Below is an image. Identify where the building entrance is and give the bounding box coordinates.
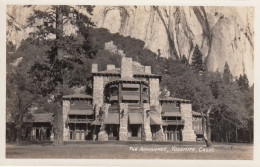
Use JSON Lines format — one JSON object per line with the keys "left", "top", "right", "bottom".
{"left": 129, "top": 124, "right": 142, "bottom": 140}
{"left": 164, "top": 125, "right": 182, "bottom": 142}
{"left": 106, "top": 124, "right": 119, "bottom": 140}
{"left": 68, "top": 123, "right": 87, "bottom": 140}
{"left": 131, "top": 125, "right": 139, "bottom": 137}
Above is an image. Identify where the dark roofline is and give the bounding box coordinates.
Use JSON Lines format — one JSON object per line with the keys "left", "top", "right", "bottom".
{"left": 63, "top": 94, "right": 93, "bottom": 100}
{"left": 92, "top": 72, "right": 120, "bottom": 76}
{"left": 159, "top": 97, "right": 192, "bottom": 103}
{"left": 107, "top": 79, "right": 149, "bottom": 86}
{"left": 92, "top": 72, "right": 162, "bottom": 79}
{"left": 133, "top": 74, "right": 162, "bottom": 78}
{"left": 192, "top": 111, "right": 204, "bottom": 117}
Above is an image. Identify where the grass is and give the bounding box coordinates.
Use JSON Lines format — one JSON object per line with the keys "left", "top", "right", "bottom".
{"left": 6, "top": 141, "right": 253, "bottom": 159}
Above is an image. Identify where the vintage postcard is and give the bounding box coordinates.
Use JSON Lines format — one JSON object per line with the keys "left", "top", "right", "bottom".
{"left": 0, "top": 0, "right": 259, "bottom": 166}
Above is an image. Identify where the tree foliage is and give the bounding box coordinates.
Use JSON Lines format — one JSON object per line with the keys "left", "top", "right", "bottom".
{"left": 7, "top": 6, "right": 253, "bottom": 145}
{"left": 191, "top": 44, "right": 204, "bottom": 71}
{"left": 25, "top": 5, "right": 96, "bottom": 145}
{"left": 223, "top": 62, "right": 232, "bottom": 83}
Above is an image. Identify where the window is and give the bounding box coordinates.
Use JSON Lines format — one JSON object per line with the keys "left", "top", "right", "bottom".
{"left": 87, "top": 115, "right": 94, "bottom": 120}
{"left": 122, "top": 100, "right": 139, "bottom": 103}
{"left": 122, "top": 87, "right": 139, "bottom": 91}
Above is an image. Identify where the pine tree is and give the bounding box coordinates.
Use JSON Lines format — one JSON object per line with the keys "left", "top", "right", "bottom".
{"left": 191, "top": 44, "right": 204, "bottom": 71}
{"left": 180, "top": 55, "right": 189, "bottom": 65}
{"left": 27, "top": 5, "right": 96, "bottom": 145}
{"left": 237, "top": 74, "right": 249, "bottom": 91}
{"left": 223, "top": 62, "right": 232, "bottom": 83}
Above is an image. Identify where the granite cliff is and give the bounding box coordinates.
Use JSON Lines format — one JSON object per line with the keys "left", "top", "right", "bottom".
{"left": 7, "top": 5, "right": 254, "bottom": 84}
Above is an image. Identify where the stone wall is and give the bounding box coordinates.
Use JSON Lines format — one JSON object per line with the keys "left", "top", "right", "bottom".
{"left": 93, "top": 76, "right": 104, "bottom": 115}
{"left": 155, "top": 128, "right": 164, "bottom": 141}
{"left": 121, "top": 57, "right": 133, "bottom": 78}
{"left": 102, "top": 103, "right": 110, "bottom": 117}
{"left": 98, "top": 130, "right": 108, "bottom": 141}
{"left": 119, "top": 103, "right": 129, "bottom": 141}
{"left": 103, "top": 76, "right": 110, "bottom": 88}
{"left": 92, "top": 64, "right": 98, "bottom": 73}
{"left": 180, "top": 103, "right": 196, "bottom": 141}
{"left": 107, "top": 64, "right": 115, "bottom": 70}
{"left": 94, "top": 104, "right": 102, "bottom": 119}
{"left": 149, "top": 78, "right": 160, "bottom": 106}
{"left": 63, "top": 100, "right": 70, "bottom": 141}
{"left": 154, "top": 105, "right": 164, "bottom": 141}
{"left": 144, "top": 66, "right": 151, "bottom": 74}
{"left": 143, "top": 103, "right": 152, "bottom": 141}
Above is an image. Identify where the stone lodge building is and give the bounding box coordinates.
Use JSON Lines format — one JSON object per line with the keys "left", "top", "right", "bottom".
{"left": 61, "top": 56, "right": 201, "bottom": 142}
{"left": 15, "top": 56, "right": 202, "bottom": 142}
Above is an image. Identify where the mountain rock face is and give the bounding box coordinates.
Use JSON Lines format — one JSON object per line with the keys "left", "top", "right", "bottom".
{"left": 6, "top": 5, "right": 254, "bottom": 84}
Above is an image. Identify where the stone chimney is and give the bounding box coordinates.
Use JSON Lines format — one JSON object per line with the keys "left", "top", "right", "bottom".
{"left": 92, "top": 64, "right": 98, "bottom": 73}
{"left": 107, "top": 64, "right": 115, "bottom": 71}
{"left": 121, "top": 57, "right": 133, "bottom": 78}
{"left": 144, "top": 66, "right": 151, "bottom": 74}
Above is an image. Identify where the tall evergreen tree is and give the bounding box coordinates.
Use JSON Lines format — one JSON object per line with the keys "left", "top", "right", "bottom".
{"left": 223, "top": 62, "right": 232, "bottom": 83}
{"left": 27, "top": 5, "right": 96, "bottom": 145}
{"left": 191, "top": 44, "right": 204, "bottom": 71}
{"left": 237, "top": 74, "right": 249, "bottom": 91}
{"left": 180, "top": 55, "right": 189, "bottom": 65}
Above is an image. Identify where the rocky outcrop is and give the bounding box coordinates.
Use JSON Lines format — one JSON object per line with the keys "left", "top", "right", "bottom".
{"left": 6, "top": 5, "right": 254, "bottom": 84}
{"left": 92, "top": 6, "right": 254, "bottom": 84}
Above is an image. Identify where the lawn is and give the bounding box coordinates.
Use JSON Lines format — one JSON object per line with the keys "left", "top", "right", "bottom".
{"left": 6, "top": 141, "right": 253, "bottom": 159}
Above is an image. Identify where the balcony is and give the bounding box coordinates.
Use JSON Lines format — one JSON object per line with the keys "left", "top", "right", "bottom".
{"left": 121, "top": 91, "right": 140, "bottom": 96}
{"left": 109, "top": 105, "right": 119, "bottom": 113}
{"left": 68, "top": 118, "right": 94, "bottom": 123}
{"left": 70, "top": 104, "right": 93, "bottom": 110}
{"left": 163, "top": 120, "right": 185, "bottom": 125}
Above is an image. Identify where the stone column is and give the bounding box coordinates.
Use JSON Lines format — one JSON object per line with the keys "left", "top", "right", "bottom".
{"left": 149, "top": 78, "right": 160, "bottom": 106}
{"left": 97, "top": 129, "right": 108, "bottom": 141}
{"left": 31, "top": 127, "right": 36, "bottom": 141}
{"left": 154, "top": 105, "right": 164, "bottom": 141}
{"left": 119, "top": 103, "right": 128, "bottom": 141}
{"left": 94, "top": 104, "right": 102, "bottom": 119}
{"left": 98, "top": 103, "right": 110, "bottom": 141}
{"left": 144, "top": 66, "right": 151, "bottom": 74}
{"left": 143, "top": 103, "right": 152, "bottom": 141}
{"left": 93, "top": 76, "right": 104, "bottom": 115}
{"left": 180, "top": 103, "right": 196, "bottom": 141}
{"left": 121, "top": 57, "right": 133, "bottom": 78}
{"left": 50, "top": 131, "right": 54, "bottom": 141}
{"left": 63, "top": 100, "right": 70, "bottom": 141}
{"left": 102, "top": 103, "right": 110, "bottom": 117}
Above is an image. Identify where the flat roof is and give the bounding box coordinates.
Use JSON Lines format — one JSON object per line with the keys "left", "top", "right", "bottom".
{"left": 92, "top": 68, "right": 161, "bottom": 78}
{"left": 160, "top": 97, "right": 191, "bottom": 103}
{"left": 63, "top": 94, "right": 92, "bottom": 100}
{"left": 33, "top": 113, "right": 54, "bottom": 123}
{"left": 107, "top": 77, "right": 149, "bottom": 85}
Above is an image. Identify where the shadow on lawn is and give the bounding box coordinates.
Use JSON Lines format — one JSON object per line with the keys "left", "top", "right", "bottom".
{"left": 6, "top": 140, "right": 252, "bottom": 147}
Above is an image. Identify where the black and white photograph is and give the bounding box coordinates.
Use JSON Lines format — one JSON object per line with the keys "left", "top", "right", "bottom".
{"left": 1, "top": 0, "right": 259, "bottom": 166}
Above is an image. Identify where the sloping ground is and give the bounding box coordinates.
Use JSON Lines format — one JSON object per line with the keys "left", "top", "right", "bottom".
{"left": 6, "top": 141, "right": 253, "bottom": 159}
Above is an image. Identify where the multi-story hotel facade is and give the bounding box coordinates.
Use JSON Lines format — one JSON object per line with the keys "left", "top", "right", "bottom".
{"left": 61, "top": 56, "right": 201, "bottom": 142}
{"left": 19, "top": 56, "right": 203, "bottom": 142}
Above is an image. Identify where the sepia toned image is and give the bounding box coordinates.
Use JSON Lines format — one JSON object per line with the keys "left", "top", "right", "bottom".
{"left": 5, "top": 4, "right": 254, "bottom": 160}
